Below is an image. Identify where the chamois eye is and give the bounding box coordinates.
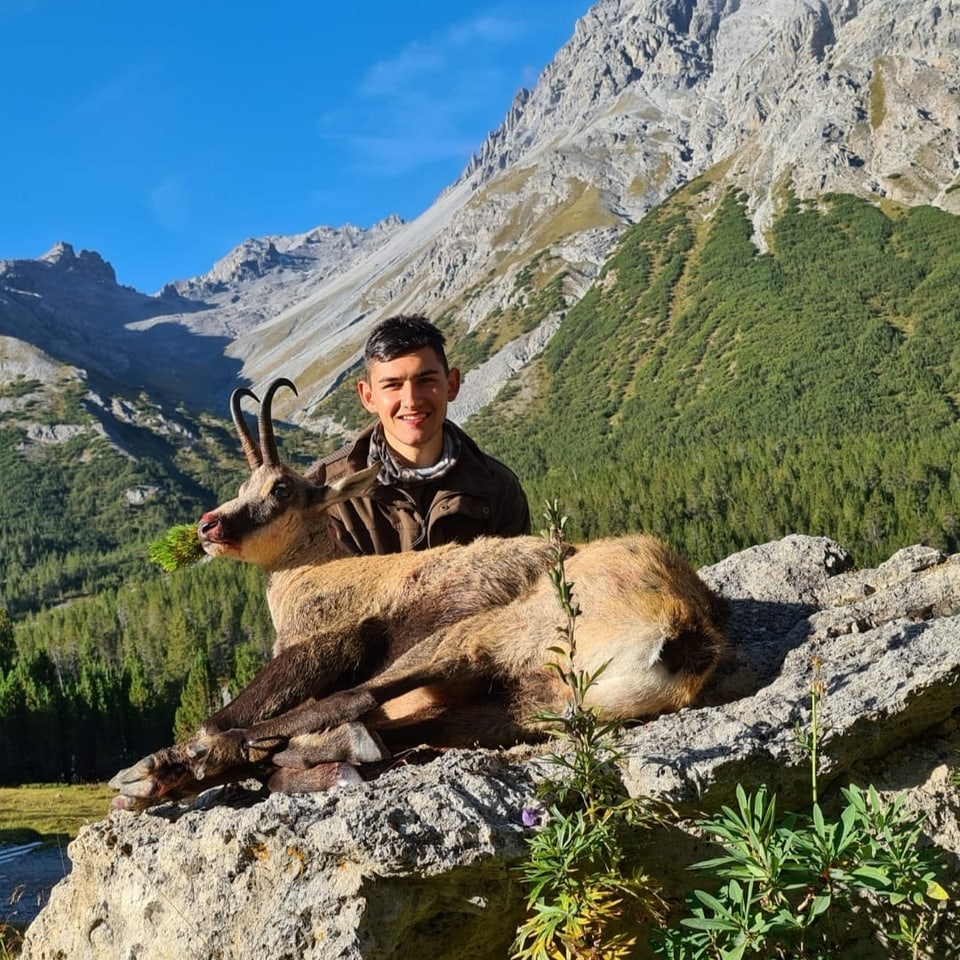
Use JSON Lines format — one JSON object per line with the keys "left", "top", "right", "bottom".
{"left": 272, "top": 481, "right": 291, "bottom": 501}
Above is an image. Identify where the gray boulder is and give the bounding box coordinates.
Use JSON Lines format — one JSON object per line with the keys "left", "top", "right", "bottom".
{"left": 21, "top": 536, "right": 960, "bottom": 959}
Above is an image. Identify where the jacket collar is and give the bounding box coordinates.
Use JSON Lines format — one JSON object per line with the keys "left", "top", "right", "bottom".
{"left": 366, "top": 422, "right": 461, "bottom": 486}
{"left": 347, "top": 420, "right": 495, "bottom": 492}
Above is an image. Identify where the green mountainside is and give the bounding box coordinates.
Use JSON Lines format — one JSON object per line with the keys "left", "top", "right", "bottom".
{"left": 469, "top": 186, "right": 960, "bottom": 569}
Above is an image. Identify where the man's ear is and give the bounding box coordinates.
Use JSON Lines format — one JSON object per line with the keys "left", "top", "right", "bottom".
{"left": 446, "top": 367, "right": 461, "bottom": 402}
{"left": 357, "top": 379, "right": 377, "bottom": 414}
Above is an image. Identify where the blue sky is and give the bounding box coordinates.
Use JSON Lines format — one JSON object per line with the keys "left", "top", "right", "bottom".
{"left": 0, "top": 0, "right": 587, "bottom": 293}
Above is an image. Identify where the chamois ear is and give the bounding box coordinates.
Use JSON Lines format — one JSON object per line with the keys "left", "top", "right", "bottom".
{"left": 311, "top": 464, "right": 380, "bottom": 509}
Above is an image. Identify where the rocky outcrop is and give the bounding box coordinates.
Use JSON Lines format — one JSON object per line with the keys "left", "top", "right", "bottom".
{"left": 21, "top": 535, "right": 960, "bottom": 959}
{"left": 36, "top": 242, "right": 117, "bottom": 285}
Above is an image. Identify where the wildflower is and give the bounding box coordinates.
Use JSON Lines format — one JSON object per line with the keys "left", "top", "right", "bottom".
{"left": 521, "top": 803, "right": 545, "bottom": 828}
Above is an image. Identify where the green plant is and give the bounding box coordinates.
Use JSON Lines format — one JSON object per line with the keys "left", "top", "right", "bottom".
{"left": 512, "top": 501, "right": 665, "bottom": 960}
{"left": 655, "top": 661, "right": 951, "bottom": 959}
{"left": 793, "top": 655, "right": 827, "bottom": 804}
{"left": 0, "top": 922, "right": 23, "bottom": 959}
{"left": 148, "top": 523, "right": 205, "bottom": 571}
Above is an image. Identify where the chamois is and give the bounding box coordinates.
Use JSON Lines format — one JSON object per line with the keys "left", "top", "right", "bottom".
{"left": 110, "top": 378, "right": 726, "bottom": 809}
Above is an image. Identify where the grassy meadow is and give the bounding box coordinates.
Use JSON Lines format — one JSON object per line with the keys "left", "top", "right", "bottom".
{"left": 0, "top": 782, "right": 114, "bottom": 847}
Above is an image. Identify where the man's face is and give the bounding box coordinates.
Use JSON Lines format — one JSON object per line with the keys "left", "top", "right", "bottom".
{"left": 357, "top": 346, "right": 461, "bottom": 467}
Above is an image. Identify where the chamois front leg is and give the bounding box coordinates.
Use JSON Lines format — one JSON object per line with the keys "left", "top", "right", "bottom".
{"left": 110, "top": 624, "right": 381, "bottom": 809}
{"left": 109, "top": 721, "right": 388, "bottom": 810}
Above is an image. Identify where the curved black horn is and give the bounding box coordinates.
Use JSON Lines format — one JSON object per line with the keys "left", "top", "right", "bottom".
{"left": 230, "top": 387, "right": 262, "bottom": 468}
{"left": 258, "top": 378, "right": 298, "bottom": 467}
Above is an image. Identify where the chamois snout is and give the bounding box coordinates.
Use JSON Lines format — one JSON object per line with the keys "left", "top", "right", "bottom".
{"left": 198, "top": 512, "right": 227, "bottom": 544}
{"left": 198, "top": 510, "right": 245, "bottom": 559}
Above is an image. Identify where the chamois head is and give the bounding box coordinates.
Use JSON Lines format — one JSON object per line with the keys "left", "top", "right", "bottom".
{"left": 198, "top": 378, "right": 378, "bottom": 569}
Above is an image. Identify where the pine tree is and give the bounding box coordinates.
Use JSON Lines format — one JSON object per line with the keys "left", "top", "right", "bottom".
{"left": 173, "top": 646, "right": 219, "bottom": 743}
{"left": 124, "top": 647, "right": 153, "bottom": 712}
{"left": 0, "top": 606, "right": 14, "bottom": 674}
{"left": 229, "top": 641, "right": 265, "bottom": 698}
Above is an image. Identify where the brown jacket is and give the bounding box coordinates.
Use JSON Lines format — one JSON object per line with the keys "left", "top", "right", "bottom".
{"left": 313, "top": 422, "right": 530, "bottom": 556}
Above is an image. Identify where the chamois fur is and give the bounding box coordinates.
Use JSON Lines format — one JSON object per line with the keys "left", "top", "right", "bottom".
{"left": 110, "top": 379, "right": 726, "bottom": 809}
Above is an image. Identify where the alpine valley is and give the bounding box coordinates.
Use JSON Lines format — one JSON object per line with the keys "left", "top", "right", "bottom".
{"left": 2, "top": 0, "right": 960, "bottom": 782}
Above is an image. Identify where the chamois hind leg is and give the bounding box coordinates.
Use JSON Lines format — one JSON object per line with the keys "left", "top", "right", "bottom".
{"left": 109, "top": 625, "right": 378, "bottom": 808}
{"left": 266, "top": 724, "right": 389, "bottom": 794}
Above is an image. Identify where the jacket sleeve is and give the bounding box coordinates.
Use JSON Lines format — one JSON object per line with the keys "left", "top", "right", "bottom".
{"left": 494, "top": 472, "right": 531, "bottom": 537}
{"left": 324, "top": 509, "right": 364, "bottom": 558}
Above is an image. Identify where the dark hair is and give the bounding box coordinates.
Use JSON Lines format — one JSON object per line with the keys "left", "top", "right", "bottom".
{"left": 364, "top": 315, "right": 449, "bottom": 372}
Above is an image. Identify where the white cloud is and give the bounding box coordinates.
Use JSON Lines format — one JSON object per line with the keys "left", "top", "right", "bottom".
{"left": 320, "top": 9, "right": 536, "bottom": 178}
{"left": 0, "top": 0, "right": 44, "bottom": 17}
{"left": 148, "top": 175, "right": 189, "bottom": 232}
{"left": 359, "top": 14, "right": 524, "bottom": 96}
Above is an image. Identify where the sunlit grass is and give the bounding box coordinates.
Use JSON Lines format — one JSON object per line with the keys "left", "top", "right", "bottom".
{"left": 0, "top": 783, "right": 114, "bottom": 848}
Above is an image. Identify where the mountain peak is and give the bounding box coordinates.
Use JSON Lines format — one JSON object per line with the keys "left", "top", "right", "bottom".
{"left": 39, "top": 240, "right": 77, "bottom": 263}
{"left": 38, "top": 241, "right": 117, "bottom": 284}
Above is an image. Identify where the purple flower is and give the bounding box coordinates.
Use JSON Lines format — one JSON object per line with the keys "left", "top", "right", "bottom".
{"left": 521, "top": 804, "right": 544, "bottom": 828}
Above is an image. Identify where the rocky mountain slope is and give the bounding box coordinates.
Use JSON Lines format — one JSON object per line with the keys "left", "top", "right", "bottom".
{"left": 0, "top": 218, "right": 403, "bottom": 412}
{"left": 2, "top": 0, "right": 958, "bottom": 430}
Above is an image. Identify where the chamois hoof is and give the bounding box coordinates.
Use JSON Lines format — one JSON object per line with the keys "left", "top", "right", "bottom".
{"left": 109, "top": 791, "right": 137, "bottom": 811}
{"left": 108, "top": 738, "right": 227, "bottom": 807}
{"left": 108, "top": 757, "right": 194, "bottom": 811}
{"left": 266, "top": 761, "right": 364, "bottom": 794}
{"left": 108, "top": 752, "right": 171, "bottom": 797}
{"left": 109, "top": 791, "right": 162, "bottom": 813}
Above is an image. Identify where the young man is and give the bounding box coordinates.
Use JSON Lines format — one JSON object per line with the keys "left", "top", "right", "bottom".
{"left": 313, "top": 314, "right": 531, "bottom": 555}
